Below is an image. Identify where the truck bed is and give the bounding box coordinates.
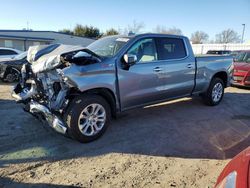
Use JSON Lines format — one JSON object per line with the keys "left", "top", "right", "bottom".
{"left": 193, "top": 54, "right": 233, "bottom": 94}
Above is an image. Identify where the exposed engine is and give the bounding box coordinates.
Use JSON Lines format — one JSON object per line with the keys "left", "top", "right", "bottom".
{"left": 12, "top": 44, "right": 100, "bottom": 134}
{"left": 13, "top": 58, "right": 68, "bottom": 111}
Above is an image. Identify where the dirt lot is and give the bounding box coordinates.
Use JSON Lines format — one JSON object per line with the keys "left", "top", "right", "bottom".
{"left": 0, "top": 84, "right": 250, "bottom": 188}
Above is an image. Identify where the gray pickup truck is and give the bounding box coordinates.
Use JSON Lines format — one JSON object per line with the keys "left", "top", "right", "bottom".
{"left": 12, "top": 33, "right": 233, "bottom": 142}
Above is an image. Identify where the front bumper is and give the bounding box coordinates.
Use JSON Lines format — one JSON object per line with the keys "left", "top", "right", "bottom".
{"left": 29, "top": 101, "right": 67, "bottom": 135}
{"left": 12, "top": 84, "right": 67, "bottom": 135}
{"left": 232, "top": 71, "right": 250, "bottom": 87}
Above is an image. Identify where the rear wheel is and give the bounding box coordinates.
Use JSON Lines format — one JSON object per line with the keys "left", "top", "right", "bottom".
{"left": 202, "top": 77, "right": 225, "bottom": 106}
{"left": 64, "top": 94, "right": 111, "bottom": 143}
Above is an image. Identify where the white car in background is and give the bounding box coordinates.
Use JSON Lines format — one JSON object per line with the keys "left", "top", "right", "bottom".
{"left": 0, "top": 47, "right": 22, "bottom": 59}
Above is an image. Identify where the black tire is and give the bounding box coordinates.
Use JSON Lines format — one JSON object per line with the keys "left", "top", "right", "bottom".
{"left": 3, "top": 68, "right": 20, "bottom": 83}
{"left": 202, "top": 77, "right": 225, "bottom": 106}
{"left": 64, "top": 94, "right": 111, "bottom": 143}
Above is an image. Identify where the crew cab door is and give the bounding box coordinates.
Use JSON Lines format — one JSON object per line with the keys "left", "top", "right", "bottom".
{"left": 117, "top": 38, "right": 169, "bottom": 110}
{"left": 155, "top": 37, "right": 195, "bottom": 98}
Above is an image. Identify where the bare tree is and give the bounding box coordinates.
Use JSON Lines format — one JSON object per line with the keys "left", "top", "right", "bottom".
{"left": 124, "top": 20, "right": 145, "bottom": 34}
{"left": 154, "top": 25, "right": 168, "bottom": 33}
{"left": 165, "top": 27, "right": 183, "bottom": 35}
{"left": 209, "top": 39, "right": 215, "bottom": 44}
{"left": 215, "top": 29, "right": 241, "bottom": 43}
{"left": 190, "top": 31, "right": 209, "bottom": 44}
{"left": 154, "top": 25, "right": 183, "bottom": 35}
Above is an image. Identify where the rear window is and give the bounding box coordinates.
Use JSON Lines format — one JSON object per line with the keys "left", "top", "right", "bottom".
{"left": 156, "top": 38, "right": 187, "bottom": 60}
{"left": 0, "top": 49, "right": 18, "bottom": 55}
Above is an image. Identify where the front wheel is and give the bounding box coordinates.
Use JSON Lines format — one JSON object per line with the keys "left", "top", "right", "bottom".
{"left": 202, "top": 78, "right": 225, "bottom": 106}
{"left": 64, "top": 94, "right": 111, "bottom": 143}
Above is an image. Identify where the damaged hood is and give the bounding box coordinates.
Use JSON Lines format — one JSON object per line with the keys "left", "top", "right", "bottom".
{"left": 27, "top": 44, "right": 85, "bottom": 73}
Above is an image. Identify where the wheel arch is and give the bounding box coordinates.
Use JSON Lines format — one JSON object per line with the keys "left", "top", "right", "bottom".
{"left": 211, "top": 71, "right": 228, "bottom": 87}
{"left": 67, "top": 87, "right": 118, "bottom": 118}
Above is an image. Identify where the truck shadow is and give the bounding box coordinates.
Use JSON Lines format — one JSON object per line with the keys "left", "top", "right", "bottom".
{"left": 0, "top": 89, "right": 250, "bottom": 167}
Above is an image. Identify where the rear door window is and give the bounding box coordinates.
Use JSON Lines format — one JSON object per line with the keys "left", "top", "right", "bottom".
{"left": 156, "top": 38, "right": 187, "bottom": 60}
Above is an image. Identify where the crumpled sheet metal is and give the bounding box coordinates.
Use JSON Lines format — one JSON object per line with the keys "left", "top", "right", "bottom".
{"left": 27, "top": 44, "right": 84, "bottom": 73}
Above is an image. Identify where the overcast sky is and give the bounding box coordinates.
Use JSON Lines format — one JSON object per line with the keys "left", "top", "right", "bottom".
{"left": 1, "top": 0, "right": 250, "bottom": 42}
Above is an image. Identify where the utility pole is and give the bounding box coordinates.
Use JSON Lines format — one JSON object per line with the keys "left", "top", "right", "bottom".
{"left": 241, "top": 24, "right": 245, "bottom": 43}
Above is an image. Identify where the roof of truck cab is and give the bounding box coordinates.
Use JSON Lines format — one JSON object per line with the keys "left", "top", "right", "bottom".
{"left": 134, "top": 33, "right": 186, "bottom": 38}
{"left": 110, "top": 33, "right": 187, "bottom": 39}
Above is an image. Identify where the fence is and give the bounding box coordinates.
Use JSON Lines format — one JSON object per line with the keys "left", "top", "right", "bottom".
{"left": 191, "top": 43, "right": 250, "bottom": 54}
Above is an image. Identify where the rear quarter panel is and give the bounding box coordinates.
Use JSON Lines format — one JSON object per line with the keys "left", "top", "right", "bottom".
{"left": 194, "top": 55, "right": 233, "bottom": 93}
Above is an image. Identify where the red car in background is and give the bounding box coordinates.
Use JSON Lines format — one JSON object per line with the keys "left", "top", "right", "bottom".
{"left": 215, "top": 147, "right": 250, "bottom": 188}
{"left": 232, "top": 50, "right": 250, "bottom": 87}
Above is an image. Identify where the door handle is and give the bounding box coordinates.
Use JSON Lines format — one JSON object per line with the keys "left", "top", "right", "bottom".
{"left": 153, "top": 67, "right": 163, "bottom": 72}
{"left": 186, "top": 64, "right": 194, "bottom": 69}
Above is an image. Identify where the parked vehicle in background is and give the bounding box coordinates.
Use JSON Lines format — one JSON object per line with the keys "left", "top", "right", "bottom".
{"left": 232, "top": 50, "right": 250, "bottom": 87}
{"left": 0, "top": 52, "right": 27, "bottom": 82}
{"left": 206, "top": 50, "right": 232, "bottom": 55}
{"left": 0, "top": 47, "right": 22, "bottom": 59}
{"left": 231, "top": 50, "right": 242, "bottom": 57}
{"left": 12, "top": 34, "right": 233, "bottom": 143}
{"left": 215, "top": 147, "right": 250, "bottom": 188}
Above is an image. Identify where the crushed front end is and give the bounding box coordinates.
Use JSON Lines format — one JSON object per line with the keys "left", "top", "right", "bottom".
{"left": 12, "top": 44, "right": 100, "bottom": 135}
{"left": 12, "top": 65, "right": 69, "bottom": 134}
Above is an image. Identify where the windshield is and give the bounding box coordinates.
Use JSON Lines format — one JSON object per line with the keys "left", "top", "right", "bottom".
{"left": 87, "top": 36, "right": 130, "bottom": 57}
{"left": 234, "top": 52, "right": 250, "bottom": 63}
{"left": 13, "top": 51, "right": 27, "bottom": 60}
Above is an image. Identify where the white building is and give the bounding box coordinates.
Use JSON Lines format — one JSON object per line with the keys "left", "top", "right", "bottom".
{"left": 191, "top": 43, "right": 250, "bottom": 54}
{"left": 0, "top": 30, "right": 95, "bottom": 51}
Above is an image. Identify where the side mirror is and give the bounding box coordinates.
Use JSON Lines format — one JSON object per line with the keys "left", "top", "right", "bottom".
{"left": 123, "top": 54, "right": 137, "bottom": 66}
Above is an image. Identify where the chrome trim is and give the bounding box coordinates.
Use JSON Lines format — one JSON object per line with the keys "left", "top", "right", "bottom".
{"left": 29, "top": 101, "right": 67, "bottom": 135}
{"left": 11, "top": 81, "right": 37, "bottom": 101}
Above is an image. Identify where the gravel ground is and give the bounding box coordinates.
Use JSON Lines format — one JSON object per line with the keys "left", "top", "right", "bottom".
{"left": 0, "top": 83, "right": 250, "bottom": 188}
